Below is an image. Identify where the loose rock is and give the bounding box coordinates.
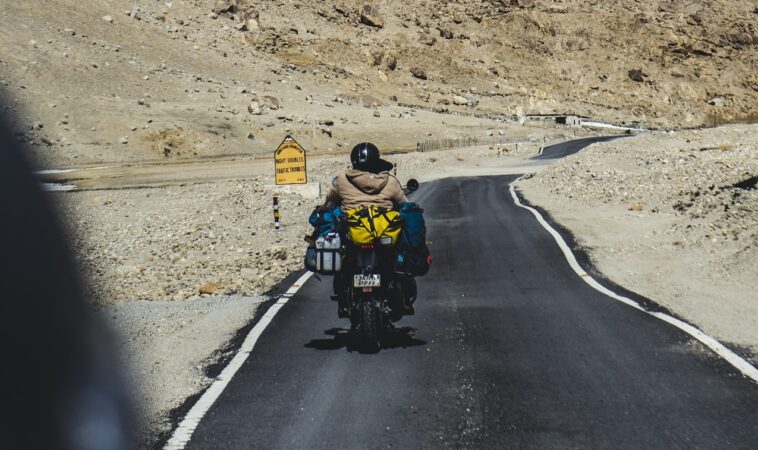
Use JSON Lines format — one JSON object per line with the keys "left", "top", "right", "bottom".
{"left": 359, "top": 5, "right": 384, "bottom": 28}
{"left": 212, "top": 0, "right": 236, "bottom": 14}
{"left": 628, "top": 69, "right": 646, "bottom": 82}
{"left": 385, "top": 54, "right": 397, "bottom": 71}
{"left": 439, "top": 29, "right": 454, "bottom": 39}
{"left": 198, "top": 282, "right": 219, "bottom": 295}
{"left": 410, "top": 67, "right": 427, "bottom": 80}
{"left": 247, "top": 101, "right": 262, "bottom": 115}
{"left": 452, "top": 95, "right": 469, "bottom": 106}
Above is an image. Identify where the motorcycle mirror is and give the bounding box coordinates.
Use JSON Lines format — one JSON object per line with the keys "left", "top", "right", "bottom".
{"left": 407, "top": 178, "right": 420, "bottom": 193}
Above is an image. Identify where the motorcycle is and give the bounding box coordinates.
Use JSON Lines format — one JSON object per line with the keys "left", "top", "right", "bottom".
{"left": 327, "top": 179, "right": 421, "bottom": 350}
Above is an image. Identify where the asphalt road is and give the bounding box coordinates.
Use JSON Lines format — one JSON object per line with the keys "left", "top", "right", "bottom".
{"left": 533, "top": 135, "right": 624, "bottom": 160}
{"left": 184, "top": 139, "right": 758, "bottom": 448}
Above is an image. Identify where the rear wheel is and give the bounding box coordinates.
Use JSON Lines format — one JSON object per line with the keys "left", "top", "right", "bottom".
{"left": 360, "top": 300, "right": 381, "bottom": 350}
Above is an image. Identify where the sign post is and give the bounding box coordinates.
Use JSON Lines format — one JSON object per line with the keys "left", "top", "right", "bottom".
{"left": 274, "top": 135, "right": 307, "bottom": 185}
{"left": 272, "top": 135, "right": 308, "bottom": 230}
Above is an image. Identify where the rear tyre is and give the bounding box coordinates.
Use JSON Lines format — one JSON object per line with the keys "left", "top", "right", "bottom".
{"left": 360, "top": 300, "right": 381, "bottom": 350}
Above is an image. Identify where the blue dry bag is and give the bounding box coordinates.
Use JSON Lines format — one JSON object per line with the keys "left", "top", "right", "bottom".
{"left": 398, "top": 202, "right": 427, "bottom": 248}
{"left": 396, "top": 202, "right": 432, "bottom": 276}
{"left": 309, "top": 206, "right": 344, "bottom": 236}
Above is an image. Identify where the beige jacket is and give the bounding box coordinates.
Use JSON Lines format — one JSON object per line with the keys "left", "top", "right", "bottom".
{"left": 325, "top": 169, "right": 406, "bottom": 210}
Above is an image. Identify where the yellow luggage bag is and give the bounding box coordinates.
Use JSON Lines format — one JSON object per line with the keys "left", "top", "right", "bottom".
{"left": 344, "top": 206, "right": 402, "bottom": 246}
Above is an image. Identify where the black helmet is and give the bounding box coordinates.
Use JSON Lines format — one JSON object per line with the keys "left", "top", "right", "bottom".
{"left": 350, "top": 142, "right": 393, "bottom": 173}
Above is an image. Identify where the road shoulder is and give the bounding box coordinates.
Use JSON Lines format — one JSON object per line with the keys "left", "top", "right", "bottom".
{"left": 98, "top": 295, "right": 266, "bottom": 447}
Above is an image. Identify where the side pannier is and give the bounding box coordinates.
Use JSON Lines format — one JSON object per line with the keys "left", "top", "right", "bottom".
{"left": 306, "top": 205, "right": 345, "bottom": 275}
{"left": 304, "top": 233, "right": 342, "bottom": 275}
{"left": 396, "top": 202, "right": 432, "bottom": 276}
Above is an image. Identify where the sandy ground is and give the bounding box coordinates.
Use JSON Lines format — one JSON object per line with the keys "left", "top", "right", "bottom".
{"left": 517, "top": 124, "right": 758, "bottom": 361}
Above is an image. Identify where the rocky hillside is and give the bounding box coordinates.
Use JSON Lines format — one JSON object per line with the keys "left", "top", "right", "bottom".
{"left": 1, "top": 0, "right": 755, "bottom": 166}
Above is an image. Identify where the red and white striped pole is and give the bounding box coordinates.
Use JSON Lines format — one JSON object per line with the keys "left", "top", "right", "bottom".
{"left": 273, "top": 196, "right": 280, "bottom": 230}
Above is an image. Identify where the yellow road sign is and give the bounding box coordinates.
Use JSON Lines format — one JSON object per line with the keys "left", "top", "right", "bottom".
{"left": 274, "top": 135, "right": 307, "bottom": 185}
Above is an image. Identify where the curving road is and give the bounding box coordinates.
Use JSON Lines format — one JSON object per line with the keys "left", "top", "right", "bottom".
{"left": 532, "top": 135, "right": 624, "bottom": 160}
{"left": 178, "top": 140, "right": 758, "bottom": 449}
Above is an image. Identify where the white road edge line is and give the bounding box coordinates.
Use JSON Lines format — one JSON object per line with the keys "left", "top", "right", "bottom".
{"left": 509, "top": 181, "right": 758, "bottom": 384}
{"left": 164, "top": 271, "right": 315, "bottom": 450}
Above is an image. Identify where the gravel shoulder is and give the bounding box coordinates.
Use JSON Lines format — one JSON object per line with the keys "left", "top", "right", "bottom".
{"left": 516, "top": 124, "right": 758, "bottom": 360}
{"left": 97, "top": 296, "right": 266, "bottom": 447}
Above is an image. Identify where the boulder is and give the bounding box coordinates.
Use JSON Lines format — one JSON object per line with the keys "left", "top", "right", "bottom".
{"left": 731, "top": 32, "right": 754, "bottom": 46}
{"left": 260, "top": 95, "right": 280, "bottom": 110}
{"left": 708, "top": 97, "right": 725, "bottom": 107}
{"left": 365, "top": 48, "right": 385, "bottom": 66}
{"left": 199, "top": 282, "right": 219, "bottom": 295}
{"left": 241, "top": 9, "right": 260, "bottom": 31}
{"left": 410, "top": 67, "right": 427, "bottom": 80}
{"left": 464, "top": 94, "right": 480, "bottom": 107}
{"left": 452, "top": 95, "right": 469, "bottom": 105}
{"left": 418, "top": 33, "right": 437, "bottom": 46}
{"left": 439, "top": 28, "right": 454, "bottom": 39}
{"left": 385, "top": 54, "right": 397, "bottom": 71}
{"left": 245, "top": 17, "right": 260, "bottom": 31}
{"left": 213, "top": 0, "right": 237, "bottom": 14}
{"left": 628, "top": 69, "right": 646, "bottom": 82}
{"left": 247, "top": 101, "right": 262, "bottom": 115}
{"left": 360, "top": 5, "right": 384, "bottom": 28}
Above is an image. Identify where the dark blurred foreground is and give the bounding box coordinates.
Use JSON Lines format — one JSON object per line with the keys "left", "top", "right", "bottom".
{"left": 0, "top": 106, "right": 135, "bottom": 448}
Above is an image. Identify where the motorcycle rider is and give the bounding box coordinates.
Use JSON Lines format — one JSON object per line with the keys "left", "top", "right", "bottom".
{"left": 324, "top": 142, "right": 406, "bottom": 210}
{"left": 322, "top": 142, "right": 413, "bottom": 316}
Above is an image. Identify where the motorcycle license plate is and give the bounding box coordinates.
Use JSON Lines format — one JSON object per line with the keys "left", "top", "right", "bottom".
{"left": 354, "top": 274, "right": 381, "bottom": 288}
